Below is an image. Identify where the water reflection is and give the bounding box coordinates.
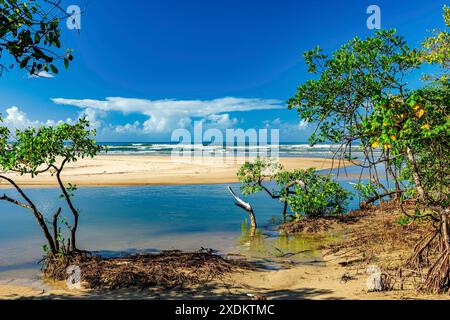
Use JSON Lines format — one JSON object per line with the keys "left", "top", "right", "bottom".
{"left": 236, "top": 221, "right": 338, "bottom": 267}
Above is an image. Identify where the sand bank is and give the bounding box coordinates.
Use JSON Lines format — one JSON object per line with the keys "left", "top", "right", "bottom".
{"left": 0, "top": 155, "right": 347, "bottom": 188}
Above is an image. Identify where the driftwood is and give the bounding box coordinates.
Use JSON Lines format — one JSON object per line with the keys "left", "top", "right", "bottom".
{"left": 227, "top": 186, "right": 257, "bottom": 230}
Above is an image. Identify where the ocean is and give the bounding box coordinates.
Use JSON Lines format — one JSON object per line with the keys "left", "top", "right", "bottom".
{"left": 98, "top": 142, "right": 347, "bottom": 158}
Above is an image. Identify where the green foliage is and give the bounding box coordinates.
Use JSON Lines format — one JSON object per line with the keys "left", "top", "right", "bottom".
{"left": 237, "top": 159, "right": 351, "bottom": 219}
{"left": 350, "top": 181, "right": 378, "bottom": 202}
{"left": 288, "top": 16, "right": 449, "bottom": 211}
{"left": 287, "top": 29, "right": 423, "bottom": 202}
{"left": 237, "top": 157, "right": 281, "bottom": 195}
{"left": 360, "top": 85, "right": 449, "bottom": 155}
{"left": 60, "top": 183, "right": 77, "bottom": 199}
{"left": 398, "top": 85, "right": 450, "bottom": 206}
{"left": 0, "top": 0, "right": 74, "bottom": 76}
{"left": 42, "top": 244, "right": 49, "bottom": 254}
{"left": 0, "top": 118, "right": 102, "bottom": 254}
{"left": 397, "top": 208, "right": 429, "bottom": 226}
{"left": 288, "top": 30, "right": 420, "bottom": 147}
{"left": 284, "top": 169, "right": 351, "bottom": 218}
{"left": 397, "top": 214, "right": 413, "bottom": 226}
{"left": 0, "top": 118, "right": 101, "bottom": 176}
{"left": 421, "top": 5, "right": 450, "bottom": 79}
{"left": 285, "top": 6, "right": 449, "bottom": 291}
{"left": 0, "top": 115, "right": 8, "bottom": 146}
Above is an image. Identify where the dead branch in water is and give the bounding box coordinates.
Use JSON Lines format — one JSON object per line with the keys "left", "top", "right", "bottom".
{"left": 228, "top": 186, "right": 257, "bottom": 230}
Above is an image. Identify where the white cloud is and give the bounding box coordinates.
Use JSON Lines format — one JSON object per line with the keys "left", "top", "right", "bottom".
{"left": 113, "top": 121, "right": 141, "bottom": 134}
{"left": 297, "top": 119, "right": 308, "bottom": 130}
{"left": 1, "top": 106, "right": 74, "bottom": 132}
{"left": 80, "top": 107, "right": 106, "bottom": 129}
{"left": 3, "top": 106, "right": 41, "bottom": 130}
{"left": 204, "top": 114, "right": 238, "bottom": 129}
{"left": 52, "top": 97, "right": 283, "bottom": 133}
{"left": 2, "top": 97, "right": 288, "bottom": 140}
{"left": 28, "top": 71, "right": 55, "bottom": 79}
{"left": 264, "top": 117, "right": 308, "bottom": 133}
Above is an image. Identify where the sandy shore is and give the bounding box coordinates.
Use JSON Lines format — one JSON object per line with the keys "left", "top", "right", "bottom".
{"left": 0, "top": 257, "right": 446, "bottom": 300}
{"left": 1, "top": 205, "right": 449, "bottom": 300}
{"left": 0, "top": 259, "right": 397, "bottom": 300}
{"left": 0, "top": 260, "right": 375, "bottom": 300}
{"left": 0, "top": 155, "right": 346, "bottom": 187}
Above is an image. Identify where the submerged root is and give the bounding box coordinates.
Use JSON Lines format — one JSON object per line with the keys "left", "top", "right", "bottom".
{"left": 42, "top": 249, "right": 253, "bottom": 290}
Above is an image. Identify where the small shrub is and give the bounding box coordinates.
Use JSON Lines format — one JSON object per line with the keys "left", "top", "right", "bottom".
{"left": 283, "top": 169, "right": 352, "bottom": 218}
{"left": 236, "top": 158, "right": 352, "bottom": 221}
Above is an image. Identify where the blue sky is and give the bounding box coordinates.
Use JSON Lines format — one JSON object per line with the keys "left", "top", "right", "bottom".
{"left": 0, "top": 0, "right": 447, "bottom": 142}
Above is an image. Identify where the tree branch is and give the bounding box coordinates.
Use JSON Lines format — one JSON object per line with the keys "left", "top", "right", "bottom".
{"left": 0, "top": 194, "right": 31, "bottom": 209}
{"left": 227, "top": 186, "right": 257, "bottom": 229}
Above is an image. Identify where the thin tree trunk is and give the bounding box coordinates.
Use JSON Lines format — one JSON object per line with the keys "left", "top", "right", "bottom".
{"left": 441, "top": 209, "right": 450, "bottom": 251}
{"left": 54, "top": 161, "right": 79, "bottom": 251}
{"left": 405, "top": 146, "right": 427, "bottom": 201}
{"left": 386, "top": 162, "right": 401, "bottom": 194}
{"left": 282, "top": 201, "right": 288, "bottom": 224}
{"left": 52, "top": 208, "right": 62, "bottom": 252}
{"left": 0, "top": 175, "right": 56, "bottom": 254}
{"left": 361, "top": 189, "right": 410, "bottom": 208}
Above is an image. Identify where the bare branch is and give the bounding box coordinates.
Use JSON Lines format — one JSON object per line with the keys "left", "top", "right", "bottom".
{"left": 227, "top": 186, "right": 257, "bottom": 229}
{"left": 0, "top": 194, "right": 31, "bottom": 209}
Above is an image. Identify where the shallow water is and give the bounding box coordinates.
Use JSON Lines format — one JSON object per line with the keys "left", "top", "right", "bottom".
{"left": 0, "top": 178, "right": 362, "bottom": 280}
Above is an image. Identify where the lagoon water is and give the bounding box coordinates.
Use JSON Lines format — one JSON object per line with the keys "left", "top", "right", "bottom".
{"left": 0, "top": 144, "right": 370, "bottom": 281}
{"left": 0, "top": 180, "right": 361, "bottom": 277}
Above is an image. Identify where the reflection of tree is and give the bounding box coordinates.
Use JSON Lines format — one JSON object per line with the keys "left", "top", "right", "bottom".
{"left": 238, "top": 222, "right": 271, "bottom": 256}
{"left": 273, "top": 234, "right": 329, "bottom": 259}
{"left": 238, "top": 224, "right": 336, "bottom": 261}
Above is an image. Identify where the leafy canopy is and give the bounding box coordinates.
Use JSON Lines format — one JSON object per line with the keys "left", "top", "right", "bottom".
{"left": 288, "top": 6, "right": 450, "bottom": 212}
{"left": 237, "top": 157, "right": 281, "bottom": 195}
{"left": 283, "top": 168, "right": 351, "bottom": 218}
{"left": 237, "top": 158, "right": 351, "bottom": 219}
{"left": 0, "top": 0, "right": 74, "bottom": 76}
{"left": 0, "top": 118, "right": 101, "bottom": 176}
{"left": 288, "top": 29, "right": 420, "bottom": 148}
{"left": 421, "top": 5, "right": 450, "bottom": 79}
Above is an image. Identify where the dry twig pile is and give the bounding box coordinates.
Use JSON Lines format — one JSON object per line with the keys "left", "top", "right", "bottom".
{"left": 42, "top": 249, "right": 253, "bottom": 290}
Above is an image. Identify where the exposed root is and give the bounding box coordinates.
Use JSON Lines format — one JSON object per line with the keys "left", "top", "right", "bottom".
{"left": 280, "top": 218, "right": 333, "bottom": 233}
{"left": 408, "top": 207, "right": 450, "bottom": 293}
{"left": 279, "top": 209, "right": 366, "bottom": 234}
{"left": 421, "top": 249, "right": 450, "bottom": 293}
{"left": 42, "top": 249, "right": 253, "bottom": 290}
{"left": 323, "top": 201, "right": 437, "bottom": 292}
{"left": 407, "top": 230, "right": 439, "bottom": 269}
